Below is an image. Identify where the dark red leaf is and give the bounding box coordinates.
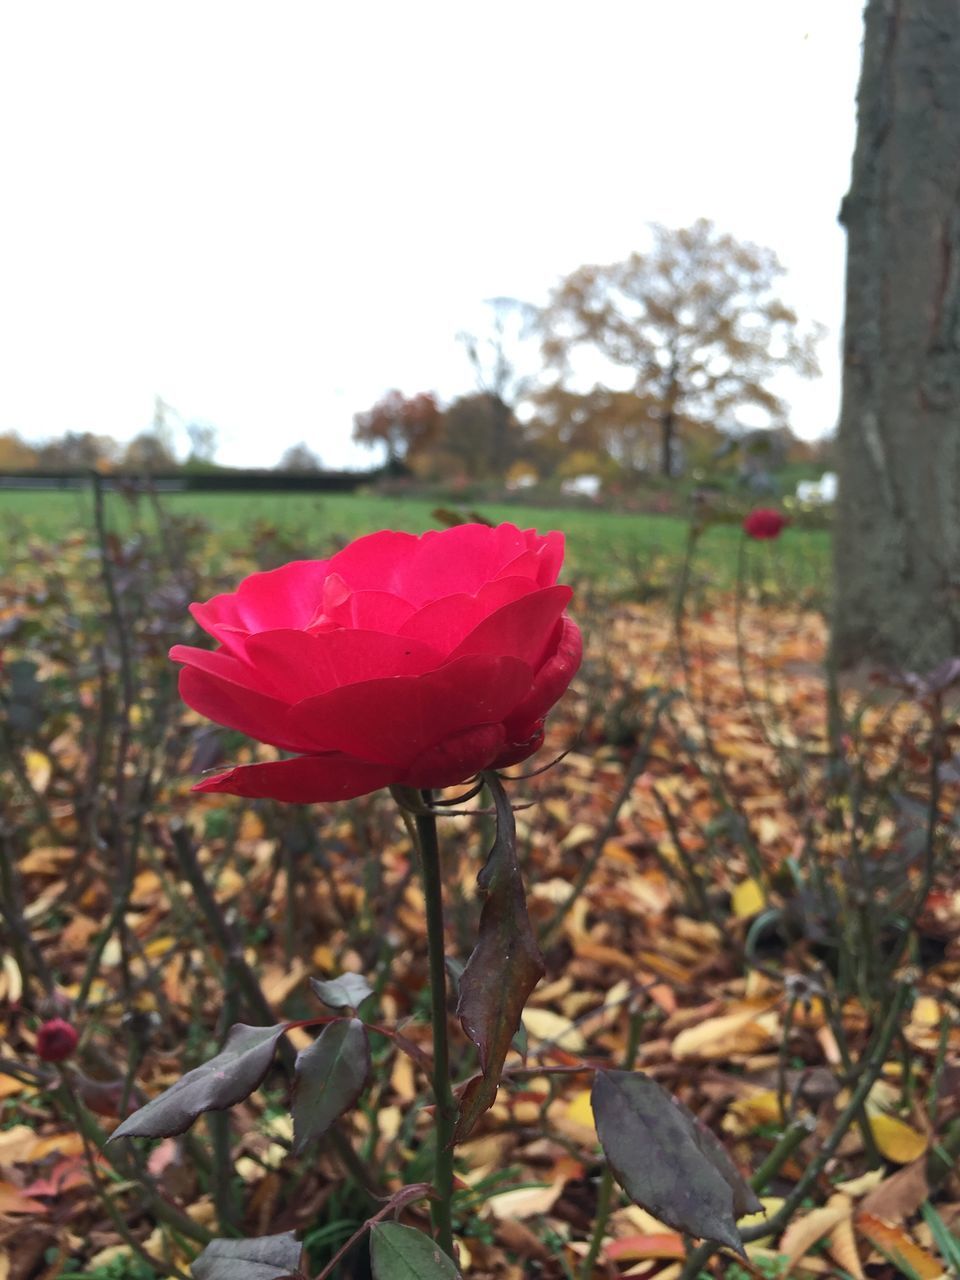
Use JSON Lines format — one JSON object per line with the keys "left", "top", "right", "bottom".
{"left": 109, "top": 1024, "right": 287, "bottom": 1141}
{"left": 454, "top": 773, "right": 544, "bottom": 1141}
{"left": 191, "top": 1231, "right": 303, "bottom": 1280}
{"left": 292, "top": 1018, "right": 370, "bottom": 1153}
{"left": 591, "top": 1070, "right": 758, "bottom": 1254}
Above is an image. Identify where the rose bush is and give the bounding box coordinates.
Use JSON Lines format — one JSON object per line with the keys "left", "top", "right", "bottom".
{"left": 171, "top": 523, "right": 581, "bottom": 802}
{"left": 742, "top": 507, "right": 787, "bottom": 540}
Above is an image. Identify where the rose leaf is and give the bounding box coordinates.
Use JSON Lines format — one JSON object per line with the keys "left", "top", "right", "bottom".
{"left": 292, "top": 1017, "right": 371, "bottom": 1153}
{"left": 454, "top": 773, "right": 544, "bottom": 1142}
{"left": 591, "top": 1069, "right": 759, "bottom": 1254}
{"left": 191, "top": 1231, "right": 303, "bottom": 1280}
{"left": 110, "top": 1024, "right": 287, "bottom": 1141}
{"left": 369, "top": 1223, "right": 463, "bottom": 1280}
{"left": 309, "top": 972, "right": 374, "bottom": 1010}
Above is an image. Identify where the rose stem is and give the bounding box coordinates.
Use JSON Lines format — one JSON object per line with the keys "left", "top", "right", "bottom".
{"left": 414, "top": 795, "right": 457, "bottom": 1258}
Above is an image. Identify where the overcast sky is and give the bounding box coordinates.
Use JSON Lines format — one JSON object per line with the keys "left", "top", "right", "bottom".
{"left": 0, "top": 2, "right": 865, "bottom": 469}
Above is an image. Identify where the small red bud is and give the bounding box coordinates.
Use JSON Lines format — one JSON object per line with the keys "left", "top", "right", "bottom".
{"left": 36, "top": 1018, "right": 79, "bottom": 1062}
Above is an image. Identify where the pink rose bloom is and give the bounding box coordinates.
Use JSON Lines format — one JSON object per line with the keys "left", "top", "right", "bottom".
{"left": 171, "top": 524, "right": 582, "bottom": 802}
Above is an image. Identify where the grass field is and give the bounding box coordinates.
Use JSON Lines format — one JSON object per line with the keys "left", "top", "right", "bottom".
{"left": 0, "top": 487, "right": 831, "bottom": 597}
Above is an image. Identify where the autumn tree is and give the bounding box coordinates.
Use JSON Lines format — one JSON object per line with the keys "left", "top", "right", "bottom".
{"left": 833, "top": 1, "right": 960, "bottom": 669}
{"left": 537, "top": 220, "right": 822, "bottom": 478}
{"left": 122, "top": 430, "right": 178, "bottom": 471}
{"left": 352, "top": 390, "right": 441, "bottom": 467}
{"left": 0, "top": 432, "right": 39, "bottom": 469}
{"left": 527, "top": 385, "right": 697, "bottom": 478}
{"left": 35, "top": 431, "right": 119, "bottom": 471}
{"left": 277, "top": 441, "right": 323, "bottom": 472}
{"left": 428, "top": 392, "right": 525, "bottom": 481}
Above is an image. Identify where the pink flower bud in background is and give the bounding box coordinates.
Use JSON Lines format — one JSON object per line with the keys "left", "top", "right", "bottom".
{"left": 36, "top": 1017, "right": 79, "bottom": 1062}
{"left": 742, "top": 508, "right": 787, "bottom": 540}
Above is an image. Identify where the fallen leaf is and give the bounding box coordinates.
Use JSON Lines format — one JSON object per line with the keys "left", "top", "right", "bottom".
{"left": 779, "top": 1197, "right": 851, "bottom": 1273}
{"left": 856, "top": 1212, "right": 945, "bottom": 1279}
{"left": 868, "top": 1112, "right": 928, "bottom": 1164}
{"left": 859, "top": 1158, "right": 930, "bottom": 1222}
{"left": 731, "top": 877, "right": 765, "bottom": 919}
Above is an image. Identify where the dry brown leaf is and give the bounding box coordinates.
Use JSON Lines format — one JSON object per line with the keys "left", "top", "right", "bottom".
{"left": 487, "top": 1178, "right": 564, "bottom": 1220}
{"left": 0, "top": 1182, "right": 48, "bottom": 1215}
{"left": 671, "top": 1007, "right": 777, "bottom": 1060}
{"left": 779, "top": 1197, "right": 851, "bottom": 1273}
{"left": 859, "top": 1158, "right": 930, "bottom": 1222}
{"left": 825, "top": 1210, "right": 865, "bottom": 1280}
{"left": 521, "top": 1007, "right": 586, "bottom": 1052}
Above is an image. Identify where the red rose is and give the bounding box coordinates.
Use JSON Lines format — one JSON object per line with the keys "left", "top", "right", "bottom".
{"left": 171, "top": 523, "right": 582, "bottom": 802}
{"left": 37, "top": 1018, "right": 79, "bottom": 1062}
{"left": 742, "top": 508, "right": 787, "bottom": 540}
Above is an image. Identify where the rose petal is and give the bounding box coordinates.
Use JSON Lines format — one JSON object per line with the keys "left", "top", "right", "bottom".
{"left": 178, "top": 667, "right": 316, "bottom": 754}
{"left": 448, "top": 585, "right": 572, "bottom": 669}
{"left": 497, "top": 530, "right": 565, "bottom": 588}
{"left": 324, "top": 524, "right": 545, "bottom": 606}
{"left": 243, "top": 629, "right": 444, "bottom": 701}
{"left": 397, "top": 577, "right": 537, "bottom": 653}
{"left": 400, "top": 723, "right": 507, "bottom": 789}
{"left": 192, "top": 754, "right": 396, "bottom": 802}
{"left": 286, "top": 654, "right": 533, "bottom": 764}
{"left": 503, "top": 615, "right": 583, "bottom": 742}
{"left": 169, "top": 643, "right": 266, "bottom": 693}
{"left": 191, "top": 559, "right": 330, "bottom": 640}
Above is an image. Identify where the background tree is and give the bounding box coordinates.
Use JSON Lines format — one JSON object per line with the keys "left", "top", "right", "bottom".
{"left": 122, "top": 429, "right": 178, "bottom": 471}
{"left": 185, "top": 421, "right": 218, "bottom": 465}
{"left": 352, "top": 390, "right": 441, "bottom": 468}
{"left": 35, "top": 431, "right": 119, "bottom": 471}
{"left": 833, "top": 0, "right": 960, "bottom": 669}
{"left": 456, "top": 297, "right": 538, "bottom": 475}
{"left": 527, "top": 385, "right": 700, "bottom": 478}
{"left": 277, "top": 441, "right": 323, "bottom": 472}
{"left": 537, "top": 220, "right": 822, "bottom": 478}
{"left": 426, "top": 392, "right": 526, "bottom": 481}
{"left": 0, "top": 432, "right": 39, "bottom": 469}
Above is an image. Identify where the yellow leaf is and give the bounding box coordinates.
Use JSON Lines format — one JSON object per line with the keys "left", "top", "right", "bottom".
{"left": 723, "top": 1089, "right": 782, "bottom": 1135}
{"left": 24, "top": 750, "right": 51, "bottom": 793}
{"left": 565, "top": 1089, "right": 595, "bottom": 1132}
{"left": 732, "top": 877, "right": 765, "bottom": 918}
{"left": 144, "top": 936, "right": 177, "bottom": 959}
{"left": 868, "top": 1112, "right": 928, "bottom": 1164}
{"left": 737, "top": 1197, "right": 785, "bottom": 1247}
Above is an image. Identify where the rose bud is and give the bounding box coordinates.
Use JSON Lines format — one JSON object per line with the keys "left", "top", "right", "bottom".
{"left": 170, "top": 523, "right": 582, "bottom": 802}
{"left": 742, "top": 508, "right": 787, "bottom": 540}
{"left": 36, "top": 1018, "right": 79, "bottom": 1062}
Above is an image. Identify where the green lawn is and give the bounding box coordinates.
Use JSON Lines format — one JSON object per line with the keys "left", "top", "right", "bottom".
{"left": 0, "top": 488, "right": 830, "bottom": 598}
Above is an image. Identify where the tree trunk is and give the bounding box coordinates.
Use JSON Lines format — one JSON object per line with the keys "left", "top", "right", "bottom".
{"left": 660, "top": 409, "right": 675, "bottom": 478}
{"left": 833, "top": 0, "right": 960, "bottom": 670}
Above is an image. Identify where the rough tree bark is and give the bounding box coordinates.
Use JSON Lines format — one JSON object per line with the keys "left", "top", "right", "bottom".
{"left": 833, "top": 0, "right": 960, "bottom": 670}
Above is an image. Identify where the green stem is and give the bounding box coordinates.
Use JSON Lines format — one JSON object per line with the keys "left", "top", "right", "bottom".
{"left": 415, "top": 802, "right": 457, "bottom": 1259}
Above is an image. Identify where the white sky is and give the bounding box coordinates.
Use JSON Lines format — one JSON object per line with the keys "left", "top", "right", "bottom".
{"left": 0, "top": 2, "right": 865, "bottom": 469}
